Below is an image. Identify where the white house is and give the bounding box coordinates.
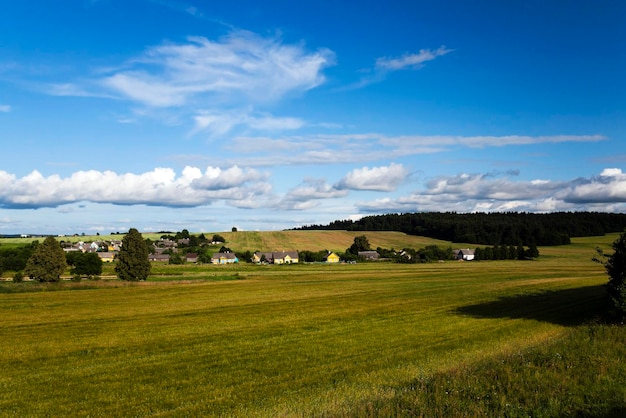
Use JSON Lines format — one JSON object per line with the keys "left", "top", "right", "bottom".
{"left": 455, "top": 248, "right": 475, "bottom": 261}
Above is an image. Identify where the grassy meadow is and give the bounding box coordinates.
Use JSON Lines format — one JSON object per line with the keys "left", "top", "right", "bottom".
{"left": 0, "top": 233, "right": 624, "bottom": 416}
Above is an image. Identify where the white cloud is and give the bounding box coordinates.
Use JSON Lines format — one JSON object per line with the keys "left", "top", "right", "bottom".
{"left": 355, "top": 169, "right": 626, "bottom": 214}
{"left": 223, "top": 133, "right": 605, "bottom": 167}
{"left": 376, "top": 46, "right": 453, "bottom": 71}
{"left": 337, "top": 163, "right": 408, "bottom": 191}
{"left": 279, "top": 179, "right": 348, "bottom": 210}
{"left": 0, "top": 104, "right": 11, "bottom": 112}
{"left": 0, "top": 166, "right": 270, "bottom": 209}
{"left": 98, "top": 31, "right": 334, "bottom": 108}
{"left": 192, "top": 109, "right": 305, "bottom": 136}
{"left": 559, "top": 168, "right": 626, "bottom": 204}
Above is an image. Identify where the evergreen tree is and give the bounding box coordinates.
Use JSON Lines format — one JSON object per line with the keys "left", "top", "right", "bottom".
{"left": 115, "top": 228, "right": 151, "bottom": 281}
{"left": 24, "top": 236, "right": 67, "bottom": 282}
{"left": 605, "top": 230, "right": 626, "bottom": 322}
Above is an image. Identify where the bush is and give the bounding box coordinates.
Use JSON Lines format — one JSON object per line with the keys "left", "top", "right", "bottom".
{"left": 12, "top": 271, "right": 24, "bottom": 283}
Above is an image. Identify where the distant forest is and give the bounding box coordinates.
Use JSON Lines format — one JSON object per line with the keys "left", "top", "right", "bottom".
{"left": 293, "top": 212, "right": 626, "bottom": 246}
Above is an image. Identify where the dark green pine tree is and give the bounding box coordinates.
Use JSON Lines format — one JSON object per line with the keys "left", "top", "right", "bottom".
{"left": 115, "top": 228, "right": 151, "bottom": 281}
{"left": 606, "top": 230, "right": 626, "bottom": 322}
{"left": 24, "top": 236, "right": 67, "bottom": 282}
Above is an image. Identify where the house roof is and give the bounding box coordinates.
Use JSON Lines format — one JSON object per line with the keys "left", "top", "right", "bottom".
{"left": 273, "top": 251, "right": 299, "bottom": 259}
{"left": 358, "top": 251, "right": 379, "bottom": 257}
{"left": 212, "top": 252, "right": 237, "bottom": 259}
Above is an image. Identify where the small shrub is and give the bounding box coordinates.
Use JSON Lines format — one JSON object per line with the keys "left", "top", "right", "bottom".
{"left": 12, "top": 271, "right": 24, "bottom": 283}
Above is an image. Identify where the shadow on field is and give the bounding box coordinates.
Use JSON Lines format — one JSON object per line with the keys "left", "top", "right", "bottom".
{"left": 455, "top": 285, "right": 606, "bottom": 326}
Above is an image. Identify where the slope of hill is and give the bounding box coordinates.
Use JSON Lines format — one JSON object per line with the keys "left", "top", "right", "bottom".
{"left": 219, "top": 230, "right": 451, "bottom": 253}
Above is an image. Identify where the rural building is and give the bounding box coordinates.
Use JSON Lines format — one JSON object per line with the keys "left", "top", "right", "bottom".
{"left": 274, "top": 251, "right": 299, "bottom": 264}
{"left": 211, "top": 252, "right": 238, "bottom": 264}
{"left": 185, "top": 253, "right": 199, "bottom": 263}
{"left": 149, "top": 254, "right": 171, "bottom": 262}
{"left": 324, "top": 252, "right": 340, "bottom": 263}
{"left": 455, "top": 248, "right": 475, "bottom": 261}
{"left": 253, "top": 251, "right": 299, "bottom": 264}
{"left": 358, "top": 251, "right": 380, "bottom": 260}
{"left": 97, "top": 252, "right": 115, "bottom": 262}
{"left": 252, "top": 252, "right": 274, "bottom": 263}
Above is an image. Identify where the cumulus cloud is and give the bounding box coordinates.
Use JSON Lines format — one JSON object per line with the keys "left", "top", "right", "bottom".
{"left": 558, "top": 168, "right": 626, "bottom": 203}
{"left": 0, "top": 166, "right": 269, "bottom": 209}
{"left": 356, "top": 169, "right": 626, "bottom": 214}
{"left": 337, "top": 163, "right": 408, "bottom": 191}
{"left": 376, "top": 46, "right": 453, "bottom": 71}
{"left": 97, "top": 31, "right": 334, "bottom": 108}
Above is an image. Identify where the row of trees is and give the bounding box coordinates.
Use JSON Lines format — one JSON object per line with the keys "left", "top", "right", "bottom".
{"left": 295, "top": 212, "right": 626, "bottom": 246}
{"left": 343, "top": 235, "right": 539, "bottom": 263}
{"left": 474, "top": 244, "right": 539, "bottom": 261}
{"left": 7, "top": 228, "right": 151, "bottom": 282}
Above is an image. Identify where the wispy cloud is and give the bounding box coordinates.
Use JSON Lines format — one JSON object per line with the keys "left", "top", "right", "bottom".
{"left": 222, "top": 133, "right": 605, "bottom": 167}
{"left": 344, "top": 45, "right": 453, "bottom": 90}
{"left": 192, "top": 109, "right": 305, "bottom": 136}
{"left": 96, "top": 31, "right": 334, "bottom": 108}
{"left": 0, "top": 104, "right": 11, "bottom": 112}
{"left": 375, "top": 46, "right": 453, "bottom": 71}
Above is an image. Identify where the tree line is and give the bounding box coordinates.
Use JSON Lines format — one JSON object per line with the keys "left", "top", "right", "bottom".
{"left": 294, "top": 212, "right": 626, "bottom": 246}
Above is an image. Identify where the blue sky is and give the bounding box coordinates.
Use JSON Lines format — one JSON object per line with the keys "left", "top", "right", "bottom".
{"left": 1, "top": 0, "right": 625, "bottom": 235}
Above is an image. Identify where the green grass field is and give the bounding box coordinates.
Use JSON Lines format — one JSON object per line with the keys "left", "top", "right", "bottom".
{"left": 0, "top": 234, "right": 624, "bottom": 416}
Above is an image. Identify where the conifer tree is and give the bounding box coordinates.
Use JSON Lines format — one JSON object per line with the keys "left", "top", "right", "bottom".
{"left": 606, "top": 230, "right": 626, "bottom": 322}
{"left": 115, "top": 228, "right": 151, "bottom": 281}
{"left": 24, "top": 236, "right": 67, "bottom": 282}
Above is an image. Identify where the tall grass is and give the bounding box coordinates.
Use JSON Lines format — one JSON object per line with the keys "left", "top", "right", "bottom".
{"left": 0, "top": 235, "right": 623, "bottom": 416}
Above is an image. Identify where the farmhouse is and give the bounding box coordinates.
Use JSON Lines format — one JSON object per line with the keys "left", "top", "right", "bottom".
{"left": 358, "top": 250, "right": 380, "bottom": 260}
{"left": 149, "top": 254, "right": 170, "bottom": 262}
{"left": 324, "top": 252, "right": 340, "bottom": 263}
{"left": 211, "top": 252, "right": 238, "bottom": 264}
{"left": 185, "top": 253, "right": 199, "bottom": 263}
{"left": 252, "top": 251, "right": 299, "bottom": 264}
{"left": 455, "top": 248, "right": 475, "bottom": 261}
{"left": 97, "top": 252, "right": 115, "bottom": 262}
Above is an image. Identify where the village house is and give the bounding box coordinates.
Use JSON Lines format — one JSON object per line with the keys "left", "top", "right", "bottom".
{"left": 185, "top": 253, "right": 199, "bottom": 263}
{"left": 149, "top": 254, "right": 171, "bottom": 262}
{"left": 97, "top": 252, "right": 115, "bottom": 262}
{"left": 252, "top": 251, "right": 299, "bottom": 264}
{"left": 324, "top": 252, "right": 340, "bottom": 263}
{"left": 455, "top": 248, "right": 476, "bottom": 261}
{"left": 211, "top": 252, "right": 238, "bottom": 264}
{"left": 358, "top": 250, "right": 380, "bottom": 260}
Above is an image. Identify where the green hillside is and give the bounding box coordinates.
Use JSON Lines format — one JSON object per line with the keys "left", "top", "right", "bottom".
{"left": 1, "top": 230, "right": 452, "bottom": 253}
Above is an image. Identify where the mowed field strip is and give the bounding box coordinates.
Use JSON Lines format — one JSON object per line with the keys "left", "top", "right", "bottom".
{"left": 0, "top": 234, "right": 619, "bottom": 416}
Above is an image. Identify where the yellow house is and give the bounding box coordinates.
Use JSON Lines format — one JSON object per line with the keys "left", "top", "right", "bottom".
{"left": 324, "top": 252, "right": 340, "bottom": 263}
{"left": 97, "top": 252, "right": 116, "bottom": 263}
{"left": 273, "top": 251, "right": 299, "bottom": 264}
